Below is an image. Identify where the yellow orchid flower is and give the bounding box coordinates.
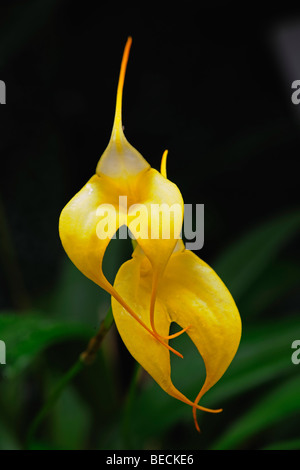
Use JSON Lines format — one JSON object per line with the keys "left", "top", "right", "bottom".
{"left": 59, "top": 37, "right": 187, "bottom": 358}
{"left": 59, "top": 37, "right": 242, "bottom": 431}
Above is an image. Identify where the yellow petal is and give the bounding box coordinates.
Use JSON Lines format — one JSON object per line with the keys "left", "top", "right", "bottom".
{"left": 59, "top": 170, "right": 185, "bottom": 358}
{"left": 59, "top": 174, "right": 121, "bottom": 289}
{"left": 59, "top": 174, "right": 172, "bottom": 354}
{"left": 160, "top": 248, "right": 242, "bottom": 430}
{"left": 128, "top": 168, "right": 183, "bottom": 271}
{"left": 59, "top": 36, "right": 184, "bottom": 353}
{"left": 127, "top": 167, "right": 184, "bottom": 341}
{"left": 59, "top": 168, "right": 183, "bottom": 282}
{"left": 161, "top": 249, "right": 242, "bottom": 387}
{"left": 96, "top": 37, "right": 149, "bottom": 180}
{"left": 112, "top": 248, "right": 230, "bottom": 426}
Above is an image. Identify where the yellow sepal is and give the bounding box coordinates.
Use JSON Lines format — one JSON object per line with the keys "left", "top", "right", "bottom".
{"left": 112, "top": 243, "right": 241, "bottom": 430}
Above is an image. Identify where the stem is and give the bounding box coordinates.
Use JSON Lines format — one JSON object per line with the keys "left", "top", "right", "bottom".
{"left": 80, "top": 306, "right": 114, "bottom": 365}
{"left": 26, "top": 306, "right": 114, "bottom": 448}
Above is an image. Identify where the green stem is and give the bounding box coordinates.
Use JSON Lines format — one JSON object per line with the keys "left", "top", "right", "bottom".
{"left": 80, "top": 306, "right": 114, "bottom": 365}
{"left": 26, "top": 306, "right": 114, "bottom": 449}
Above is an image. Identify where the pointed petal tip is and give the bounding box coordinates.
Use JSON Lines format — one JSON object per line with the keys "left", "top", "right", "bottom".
{"left": 160, "top": 149, "right": 168, "bottom": 178}
{"left": 96, "top": 36, "right": 150, "bottom": 179}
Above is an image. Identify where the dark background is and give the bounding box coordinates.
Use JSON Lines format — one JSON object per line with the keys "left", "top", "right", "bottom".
{"left": 0, "top": 2, "right": 300, "bottom": 450}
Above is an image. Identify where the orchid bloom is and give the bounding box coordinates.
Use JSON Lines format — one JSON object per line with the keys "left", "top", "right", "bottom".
{"left": 59, "top": 37, "right": 242, "bottom": 431}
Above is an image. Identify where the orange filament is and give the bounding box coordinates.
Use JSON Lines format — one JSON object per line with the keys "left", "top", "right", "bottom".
{"left": 149, "top": 271, "right": 191, "bottom": 340}
{"left": 192, "top": 390, "right": 223, "bottom": 433}
{"left": 169, "top": 388, "right": 222, "bottom": 433}
{"left": 112, "top": 36, "right": 132, "bottom": 139}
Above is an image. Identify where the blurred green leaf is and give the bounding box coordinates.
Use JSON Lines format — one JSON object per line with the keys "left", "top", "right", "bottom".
{"left": 205, "top": 315, "right": 300, "bottom": 406}
{"left": 44, "top": 258, "right": 109, "bottom": 326}
{"left": 263, "top": 438, "right": 300, "bottom": 450}
{"left": 214, "top": 210, "right": 300, "bottom": 300}
{"left": 45, "top": 237, "right": 132, "bottom": 326}
{"left": 237, "top": 259, "right": 300, "bottom": 318}
{"left": 0, "top": 312, "right": 93, "bottom": 377}
{"left": 50, "top": 383, "right": 91, "bottom": 450}
{"left": 210, "top": 374, "right": 300, "bottom": 449}
{"left": 0, "top": 419, "right": 20, "bottom": 450}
